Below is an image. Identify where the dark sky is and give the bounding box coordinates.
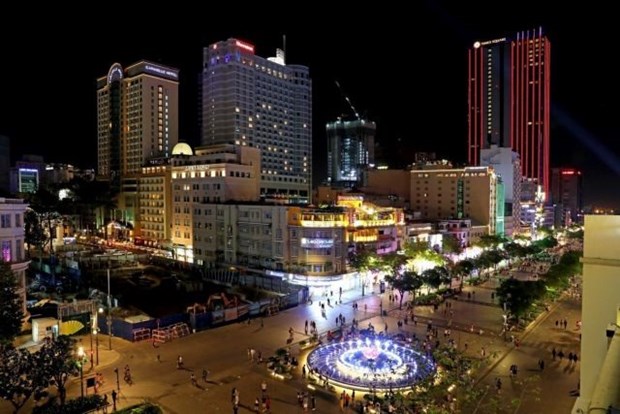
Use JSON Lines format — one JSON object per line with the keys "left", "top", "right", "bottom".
{"left": 0, "top": 5, "right": 618, "bottom": 207}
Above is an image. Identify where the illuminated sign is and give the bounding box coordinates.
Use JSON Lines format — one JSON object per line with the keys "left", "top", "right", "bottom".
{"left": 107, "top": 63, "right": 123, "bottom": 85}
{"left": 182, "top": 165, "right": 211, "bottom": 171}
{"left": 235, "top": 40, "right": 255, "bottom": 53}
{"left": 145, "top": 64, "right": 179, "bottom": 80}
{"left": 475, "top": 38, "right": 507, "bottom": 48}
{"left": 300, "top": 238, "right": 334, "bottom": 248}
{"left": 561, "top": 170, "right": 578, "bottom": 175}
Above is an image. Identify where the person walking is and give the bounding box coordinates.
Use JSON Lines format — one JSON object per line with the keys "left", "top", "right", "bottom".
{"left": 177, "top": 355, "right": 184, "bottom": 369}
{"left": 111, "top": 390, "right": 117, "bottom": 411}
{"left": 538, "top": 359, "right": 545, "bottom": 371}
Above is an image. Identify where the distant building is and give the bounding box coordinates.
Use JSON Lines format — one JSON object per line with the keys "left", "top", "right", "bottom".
{"left": 550, "top": 168, "right": 583, "bottom": 225}
{"left": 97, "top": 61, "right": 179, "bottom": 181}
{"left": 0, "top": 198, "right": 29, "bottom": 319}
{"left": 0, "top": 135, "right": 10, "bottom": 194}
{"left": 201, "top": 38, "right": 312, "bottom": 203}
{"left": 10, "top": 154, "right": 45, "bottom": 194}
{"left": 480, "top": 146, "right": 521, "bottom": 235}
{"left": 97, "top": 61, "right": 179, "bottom": 229}
{"left": 326, "top": 118, "right": 375, "bottom": 187}
{"left": 135, "top": 142, "right": 261, "bottom": 251}
{"left": 468, "top": 29, "right": 551, "bottom": 198}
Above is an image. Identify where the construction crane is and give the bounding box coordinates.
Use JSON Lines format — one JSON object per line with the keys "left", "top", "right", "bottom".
{"left": 335, "top": 80, "right": 361, "bottom": 120}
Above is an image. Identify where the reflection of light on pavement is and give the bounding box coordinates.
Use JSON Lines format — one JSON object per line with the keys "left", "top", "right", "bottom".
{"left": 306, "top": 338, "right": 435, "bottom": 391}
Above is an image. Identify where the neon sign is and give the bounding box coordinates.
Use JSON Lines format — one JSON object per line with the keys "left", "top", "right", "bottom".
{"left": 145, "top": 65, "right": 179, "bottom": 80}
{"left": 235, "top": 40, "right": 255, "bottom": 53}
{"left": 561, "top": 170, "right": 577, "bottom": 175}
{"left": 300, "top": 238, "right": 334, "bottom": 248}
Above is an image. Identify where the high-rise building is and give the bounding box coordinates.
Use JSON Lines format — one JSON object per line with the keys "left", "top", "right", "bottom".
{"left": 201, "top": 38, "right": 312, "bottom": 203}
{"left": 551, "top": 168, "right": 583, "bottom": 225}
{"left": 468, "top": 29, "right": 551, "bottom": 197}
{"left": 326, "top": 118, "right": 375, "bottom": 187}
{"left": 97, "top": 61, "right": 179, "bottom": 182}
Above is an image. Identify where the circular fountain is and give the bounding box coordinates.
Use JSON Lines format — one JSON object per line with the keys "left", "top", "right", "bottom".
{"left": 306, "top": 337, "right": 435, "bottom": 391}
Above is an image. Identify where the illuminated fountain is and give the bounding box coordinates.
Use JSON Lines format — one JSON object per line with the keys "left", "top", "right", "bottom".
{"left": 306, "top": 338, "right": 435, "bottom": 391}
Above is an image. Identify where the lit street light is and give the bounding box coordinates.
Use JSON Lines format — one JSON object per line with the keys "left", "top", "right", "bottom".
{"left": 77, "top": 346, "right": 85, "bottom": 398}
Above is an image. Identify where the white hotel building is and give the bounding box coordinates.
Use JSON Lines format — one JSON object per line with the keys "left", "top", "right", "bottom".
{"left": 201, "top": 38, "right": 312, "bottom": 203}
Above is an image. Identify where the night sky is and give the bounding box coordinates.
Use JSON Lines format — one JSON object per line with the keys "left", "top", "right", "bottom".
{"left": 0, "top": 6, "right": 617, "bottom": 207}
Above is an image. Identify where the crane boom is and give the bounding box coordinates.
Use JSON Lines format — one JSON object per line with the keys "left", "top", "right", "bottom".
{"left": 335, "top": 80, "right": 360, "bottom": 120}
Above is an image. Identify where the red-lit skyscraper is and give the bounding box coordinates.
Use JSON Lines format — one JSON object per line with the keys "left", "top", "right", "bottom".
{"left": 468, "top": 29, "right": 551, "bottom": 198}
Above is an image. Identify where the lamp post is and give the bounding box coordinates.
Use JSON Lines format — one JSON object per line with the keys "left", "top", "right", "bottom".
{"left": 107, "top": 268, "right": 113, "bottom": 350}
{"left": 89, "top": 329, "right": 94, "bottom": 371}
{"left": 77, "top": 346, "right": 85, "bottom": 398}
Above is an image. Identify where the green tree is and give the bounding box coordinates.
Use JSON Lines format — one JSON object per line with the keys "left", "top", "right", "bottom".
{"left": 474, "top": 234, "right": 506, "bottom": 250}
{"left": 36, "top": 335, "right": 78, "bottom": 406}
{"left": 422, "top": 267, "right": 450, "bottom": 291}
{"left": 385, "top": 270, "right": 423, "bottom": 310}
{"left": 0, "top": 347, "right": 48, "bottom": 413}
{"left": 403, "top": 239, "right": 429, "bottom": 256}
{"left": 24, "top": 209, "right": 45, "bottom": 258}
{"left": 496, "top": 278, "right": 546, "bottom": 319}
{"left": 442, "top": 234, "right": 463, "bottom": 255}
{"left": 453, "top": 259, "right": 475, "bottom": 290}
{"left": 0, "top": 262, "right": 24, "bottom": 346}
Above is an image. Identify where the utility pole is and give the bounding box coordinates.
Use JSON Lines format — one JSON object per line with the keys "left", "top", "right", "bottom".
{"left": 107, "top": 267, "right": 112, "bottom": 350}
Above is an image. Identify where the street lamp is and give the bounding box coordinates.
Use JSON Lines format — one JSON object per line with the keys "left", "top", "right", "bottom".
{"left": 107, "top": 268, "right": 113, "bottom": 350}
{"left": 77, "top": 346, "right": 85, "bottom": 398}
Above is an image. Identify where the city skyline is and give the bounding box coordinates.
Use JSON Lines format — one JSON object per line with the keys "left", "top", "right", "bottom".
{"left": 0, "top": 6, "right": 617, "bottom": 206}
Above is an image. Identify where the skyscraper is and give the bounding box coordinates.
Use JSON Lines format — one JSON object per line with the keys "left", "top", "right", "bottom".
{"left": 201, "top": 38, "right": 312, "bottom": 203}
{"left": 97, "top": 61, "right": 179, "bottom": 183}
{"left": 326, "top": 118, "right": 375, "bottom": 187}
{"left": 468, "top": 29, "right": 551, "bottom": 198}
{"left": 551, "top": 168, "right": 583, "bottom": 224}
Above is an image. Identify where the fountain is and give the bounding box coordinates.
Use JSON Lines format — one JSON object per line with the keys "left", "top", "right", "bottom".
{"left": 306, "top": 337, "right": 435, "bottom": 391}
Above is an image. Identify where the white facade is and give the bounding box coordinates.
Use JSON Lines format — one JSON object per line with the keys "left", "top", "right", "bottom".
{"left": 573, "top": 215, "right": 620, "bottom": 412}
{"left": 480, "top": 146, "right": 522, "bottom": 234}
{"left": 0, "top": 198, "right": 29, "bottom": 317}
{"left": 201, "top": 38, "right": 312, "bottom": 203}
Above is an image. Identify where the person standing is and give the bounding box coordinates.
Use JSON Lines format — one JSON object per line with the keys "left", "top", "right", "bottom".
{"left": 111, "top": 390, "right": 117, "bottom": 411}
{"left": 311, "top": 394, "right": 316, "bottom": 411}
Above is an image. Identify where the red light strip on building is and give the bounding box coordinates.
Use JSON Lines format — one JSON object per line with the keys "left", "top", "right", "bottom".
{"left": 235, "top": 40, "right": 255, "bottom": 53}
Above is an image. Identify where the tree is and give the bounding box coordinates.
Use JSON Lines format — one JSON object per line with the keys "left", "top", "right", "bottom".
{"left": 0, "top": 347, "right": 48, "bottom": 413}
{"left": 36, "top": 336, "right": 78, "bottom": 406}
{"left": 385, "top": 270, "right": 423, "bottom": 310}
{"left": 24, "top": 209, "right": 45, "bottom": 258}
{"left": 402, "top": 239, "right": 429, "bottom": 256}
{"left": 496, "top": 278, "right": 546, "bottom": 320}
{"left": 442, "top": 234, "right": 462, "bottom": 255}
{"left": 474, "top": 234, "right": 506, "bottom": 250}
{"left": 0, "top": 262, "right": 24, "bottom": 347}
{"left": 453, "top": 259, "right": 475, "bottom": 290}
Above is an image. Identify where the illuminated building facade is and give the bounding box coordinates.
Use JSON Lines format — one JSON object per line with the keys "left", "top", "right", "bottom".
{"left": 10, "top": 155, "right": 45, "bottom": 194}
{"left": 0, "top": 198, "right": 29, "bottom": 319}
{"left": 468, "top": 29, "right": 551, "bottom": 197}
{"left": 480, "top": 146, "right": 521, "bottom": 235}
{"left": 191, "top": 196, "right": 403, "bottom": 284}
{"left": 135, "top": 143, "right": 260, "bottom": 250}
{"left": 201, "top": 38, "right": 312, "bottom": 203}
{"left": 97, "top": 61, "right": 179, "bottom": 180}
{"left": 550, "top": 168, "right": 583, "bottom": 225}
{"left": 409, "top": 166, "right": 499, "bottom": 235}
{"left": 326, "top": 119, "right": 376, "bottom": 187}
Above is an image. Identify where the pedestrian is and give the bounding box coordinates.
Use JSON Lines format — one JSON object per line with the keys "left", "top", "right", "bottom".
{"left": 539, "top": 359, "right": 545, "bottom": 371}
{"left": 552, "top": 347, "right": 557, "bottom": 360}
{"left": 261, "top": 380, "right": 267, "bottom": 395}
{"left": 555, "top": 320, "right": 559, "bottom": 327}
{"left": 157, "top": 353, "right": 161, "bottom": 363}
{"left": 177, "top": 355, "right": 183, "bottom": 369}
{"left": 111, "top": 389, "right": 117, "bottom": 411}
{"left": 311, "top": 394, "right": 316, "bottom": 411}
{"left": 191, "top": 372, "right": 197, "bottom": 386}
{"left": 202, "top": 369, "right": 209, "bottom": 382}
{"left": 495, "top": 377, "right": 502, "bottom": 393}
{"left": 254, "top": 397, "right": 260, "bottom": 413}
{"left": 102, "top": 394, "right": 108, "bottom": 414}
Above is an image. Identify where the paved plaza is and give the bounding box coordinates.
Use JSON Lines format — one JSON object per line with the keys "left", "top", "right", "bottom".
{"left": 1, "top": 279, "right": 581, "bottom": 413}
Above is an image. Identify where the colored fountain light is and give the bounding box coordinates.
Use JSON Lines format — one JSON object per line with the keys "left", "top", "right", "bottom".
{"left": 306, "top": 338, "right": 435, "bottom": 391}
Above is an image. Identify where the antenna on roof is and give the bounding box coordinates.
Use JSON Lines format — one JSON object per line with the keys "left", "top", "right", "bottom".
{"left": 283, "top": 34, "right": 287, "bottom": 64}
